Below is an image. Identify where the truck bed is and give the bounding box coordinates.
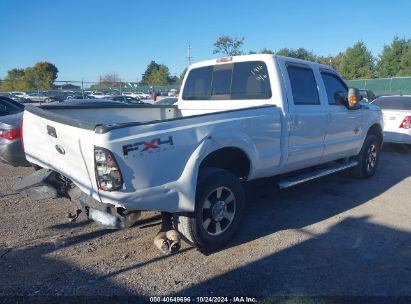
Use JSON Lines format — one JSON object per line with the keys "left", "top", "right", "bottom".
{"left": 26, "top": 104, "right": 181, "bottom": 129}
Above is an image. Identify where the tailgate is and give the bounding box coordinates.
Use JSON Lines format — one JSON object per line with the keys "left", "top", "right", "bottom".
{"left": 23, "top": 107, "right": 99, "bottom": 197}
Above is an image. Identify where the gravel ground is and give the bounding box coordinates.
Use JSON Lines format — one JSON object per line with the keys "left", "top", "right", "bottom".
{"left": 0, "top": 144, "right": 410, "bottom": 299}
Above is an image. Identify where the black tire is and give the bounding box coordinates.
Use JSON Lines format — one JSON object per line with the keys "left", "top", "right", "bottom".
{"left": 352, "top": 134, "right": 381, "bottom": 179}
{"left": 174, "top": 168, "right": 245, "bottom": 251}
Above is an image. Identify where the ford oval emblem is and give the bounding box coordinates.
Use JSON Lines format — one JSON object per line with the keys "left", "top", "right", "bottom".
{"left": 55, "top": 145, "right": 65, "bottom": 155}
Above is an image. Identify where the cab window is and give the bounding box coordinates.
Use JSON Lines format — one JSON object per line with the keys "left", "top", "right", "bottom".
{"left": 321, "top": 72, "right": 348, "bottom": 106}
{"left": 286, "top": 64, "right": 320, "bottom": 105}
{"left": 182, "top": 61, "right": 271, "bottom": 100}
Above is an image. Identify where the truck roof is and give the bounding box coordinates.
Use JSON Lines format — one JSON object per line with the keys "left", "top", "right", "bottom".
{"left": 189, "top": 54, "right": 337, "bottom": 74}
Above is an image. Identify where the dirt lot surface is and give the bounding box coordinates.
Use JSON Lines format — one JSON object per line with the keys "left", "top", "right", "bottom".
{"left": 0, "top": 144, "right": 411, "bottom": 299}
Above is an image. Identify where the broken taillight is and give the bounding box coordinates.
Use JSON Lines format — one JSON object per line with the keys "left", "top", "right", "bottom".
{"left": 399, "top": 116, "right": 411, "bottom": 129}
{"left": 94, "top": 147, "right": 123, "bottom": 191}
{"left": 0, "top": 128, "right": 21, "bottom": 140}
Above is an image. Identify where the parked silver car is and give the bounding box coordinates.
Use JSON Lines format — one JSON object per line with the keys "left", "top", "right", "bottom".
{"left": 24, "top": 93, "right": 53, "bottom": 103}
{"left": 0, "top": 97, "right": 28, "bottom": 166}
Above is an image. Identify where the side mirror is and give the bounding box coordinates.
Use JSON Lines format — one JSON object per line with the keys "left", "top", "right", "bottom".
{"left": 347, "top": 88, "right": 361, "bottom": 110}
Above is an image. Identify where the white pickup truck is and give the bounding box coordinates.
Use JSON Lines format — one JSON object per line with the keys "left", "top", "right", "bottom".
{"left": 21, "top": 54, "right": 383, "bottom": 250}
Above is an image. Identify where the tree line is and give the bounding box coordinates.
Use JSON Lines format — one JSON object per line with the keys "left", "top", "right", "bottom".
{"left": 213, "top": 35, "right": 411, "bottom": 80}
{"left": 2, "top": 36, "right": 410, "bottom": 92}
{"left": 88, "top": 61, "right": 182, "bottom": 90}
{"left": 0, "top": 62, "right": 58, "bottom": 92}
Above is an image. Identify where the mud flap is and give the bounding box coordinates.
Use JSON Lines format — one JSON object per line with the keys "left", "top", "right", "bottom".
{"left": 13, "top": 169, "right": 66, "bottom": 201}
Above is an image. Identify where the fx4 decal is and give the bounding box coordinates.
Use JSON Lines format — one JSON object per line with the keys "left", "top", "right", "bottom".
{"left": 122, "top": 136, "right": 174, "bottom": 156}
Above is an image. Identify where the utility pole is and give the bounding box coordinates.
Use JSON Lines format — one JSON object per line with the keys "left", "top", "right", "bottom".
{"left": 187, "top": 44, "right": 192, "bottom": 67}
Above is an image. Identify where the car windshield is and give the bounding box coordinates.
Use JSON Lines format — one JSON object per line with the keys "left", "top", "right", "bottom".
{"left": 372, "top": 96, "right": 411, "bottom": 110}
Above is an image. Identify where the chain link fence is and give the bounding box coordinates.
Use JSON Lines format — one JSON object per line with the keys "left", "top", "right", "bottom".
{"left": 3, "top": 77, "right": 411, "bottom": 97}
{"left": 0, "top": 79, "right": 181, "bottom": 95}
{"left": 346, "top": 76, "right": 411, "bottom": 96}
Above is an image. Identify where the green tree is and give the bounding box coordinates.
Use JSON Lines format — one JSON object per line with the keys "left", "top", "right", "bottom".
{"left": 0, "top": 68, "right": 25, "bottom": 91}
{"left": 140, "top": 61, "right": 161, "bottom": 86}
{"left": 0, "top": 62, "right": 58, "bottom": 91}
{"left": 213, "top": 35, "right": 244, "bottom": 56}
{"left": 146, "top": 65, "right": 171, "bottom": 86}
{"left": 21, "top": 67, "right": 37, "bottom": 91}
{"left": 140, "top": 61, "right": 172, "bottom": 86}
{"left": 276, "top": 48, "right": 318, "bottom": 62}
{"left": 376, "top": 37, "right": 411, "bottom": 77}
{"left": 179, "top": 68, "right": 188, "bottom": 84}
{"left": 398, "top": 47, "right": 411, "bottom": 76}
{"left": 318, "top": 53, "right": 344, "bottom": 70}
{"left": 28, "top": 62, "right": 59, "bottom": 90}
{"left": 260, "top": 48, "right": 274, "bottom": 54}
{"left": 338, "top": 42, "right": 375, "bottom": 79}
{"left": 248, "top": 48, "right": 273, "bottom": 55}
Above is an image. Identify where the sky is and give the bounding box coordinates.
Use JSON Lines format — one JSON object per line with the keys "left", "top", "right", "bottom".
{"left": 1, "top": 0, "right": 410, "bottom": 82}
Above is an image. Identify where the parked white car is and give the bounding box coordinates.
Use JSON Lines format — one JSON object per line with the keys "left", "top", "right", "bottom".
{"left": 122, "top": 91, "right": 150, "bottom": 99}
{"left": 371, "top": 95, "right": 411, "bottom": 144}
{"left": 168, "top": 89, "right": 178, "bottom": 97}
{"left": 89, "top": 92, "right": 107, "bottom": 99}
{"left": 11, "top": 92, "right": 28, "bottom": 98}
{"left": 20, "top": 54, "right": 383, "bottom": 250}
{"left": 122, "top": 92, "right": 141, "bottom": 99}
{"left": 136, "top": 92, "right": 151, "bottom": 99}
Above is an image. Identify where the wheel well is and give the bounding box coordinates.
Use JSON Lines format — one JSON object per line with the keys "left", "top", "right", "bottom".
{"left": 200, "top": 147, "right": 250, "bottom": 179}
{"left": 367, "top": 124, "right": 383, "bottom": 145}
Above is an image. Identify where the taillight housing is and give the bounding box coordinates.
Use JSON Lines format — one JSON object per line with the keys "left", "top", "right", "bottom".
{"left": 399, "top": 116, "right": 411, "bottom": 129}
{"left": 0, "top": 128, "right": 21, "bottom": 140}
{"left": 94, "top": 147, "right": 123, "bottom": 191}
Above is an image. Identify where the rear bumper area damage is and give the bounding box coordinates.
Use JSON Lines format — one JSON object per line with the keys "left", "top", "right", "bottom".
{"left": 14, "top": 169, "right": 140, "bottom": 229}
{"left": 68, "top": 187, "right": 141, "bottom": 229}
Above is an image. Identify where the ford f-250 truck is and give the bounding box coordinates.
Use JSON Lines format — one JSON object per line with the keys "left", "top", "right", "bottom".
{"left": 19, "top": 54, "right": 383, "bottom": 250}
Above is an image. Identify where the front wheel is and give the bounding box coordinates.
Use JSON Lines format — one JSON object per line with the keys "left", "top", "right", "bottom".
{"left": 174, "top": 168, "right": 245, "bottom": 251}
{"left": 352, "top": 134, "right": 381, "bottom": 179}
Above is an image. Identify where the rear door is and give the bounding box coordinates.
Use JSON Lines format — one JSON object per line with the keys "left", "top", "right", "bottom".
{"left": 23, "top": 108, "right": 99, "bottom": 197}
{"left": 279, "top": 61, "right": 327, "bottom": 172}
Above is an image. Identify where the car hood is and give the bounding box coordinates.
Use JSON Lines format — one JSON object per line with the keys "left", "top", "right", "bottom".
{"left": 0, "top": 112, "right": 23, "bottom": 129}
{"left": 360, "top": 101, "right": 380, "bottom": 111}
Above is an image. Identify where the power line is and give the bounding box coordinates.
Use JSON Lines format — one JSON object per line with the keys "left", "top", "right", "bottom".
{"left": 188, "top": 44, "right": 193, "bottom": 67}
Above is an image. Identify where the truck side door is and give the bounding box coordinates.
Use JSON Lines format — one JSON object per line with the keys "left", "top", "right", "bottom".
{"left": 319, "top": 70, "right": 363, "bottom": 162}
{"left": 280, "top": 62, "right": 327, "bottom": 172}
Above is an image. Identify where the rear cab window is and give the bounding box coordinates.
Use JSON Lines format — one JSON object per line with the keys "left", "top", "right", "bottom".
{"left": 182, "top": 61, "right": 271, "bottom": 100}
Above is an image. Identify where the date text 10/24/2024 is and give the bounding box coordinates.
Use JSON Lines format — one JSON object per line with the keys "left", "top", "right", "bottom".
{"left": 149, "top": 296, "right": 257, "bottom": 303}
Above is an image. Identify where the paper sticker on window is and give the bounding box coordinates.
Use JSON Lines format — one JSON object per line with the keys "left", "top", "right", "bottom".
{"left": 251, "top": 65, "right": 268, "bottom": 81}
